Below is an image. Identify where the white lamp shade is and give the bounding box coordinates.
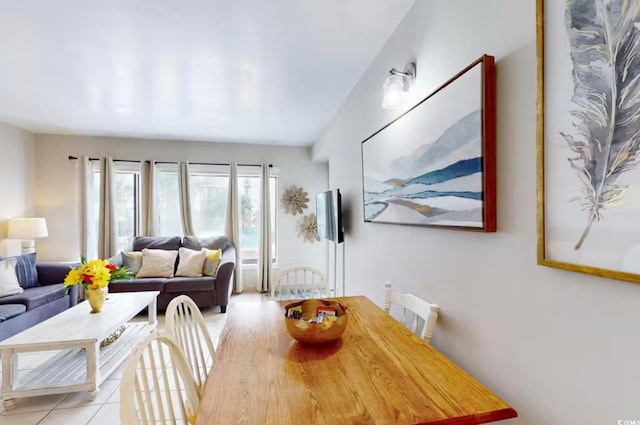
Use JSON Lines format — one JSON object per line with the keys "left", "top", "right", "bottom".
{"left": 381, "top": 74, "right": 406, "bottom": 109}
{"left": 8, "top": 218, "right": 48, "bottom": 239}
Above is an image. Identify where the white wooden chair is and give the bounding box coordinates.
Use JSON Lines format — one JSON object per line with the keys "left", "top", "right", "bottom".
{"left": 120, "top": 332, "right": 200, "bottom": 425}
{"left": 165, "top": 295, "right": 216, "bottom": 394}
{"left": 384, "top": 281, "right": 439, "bottom": 343}
{"left": 272, "top": 267, "right": 328, "bottom": 300}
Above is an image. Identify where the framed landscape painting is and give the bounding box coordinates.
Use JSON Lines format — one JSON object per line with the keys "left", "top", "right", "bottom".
{"left": 538, "top": 0, "right": 640, "bottom": 283}
{"left": 361, "top": 55, "right": 496, "bottom": 232}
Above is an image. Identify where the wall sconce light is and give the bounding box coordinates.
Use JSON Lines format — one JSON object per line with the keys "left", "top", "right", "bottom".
{"left": 381, "top": 62, "right": 416, "bottom": 110}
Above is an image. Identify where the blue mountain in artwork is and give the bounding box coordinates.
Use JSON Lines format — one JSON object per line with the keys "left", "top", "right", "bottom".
{"left": 388, "top": 110, "right": 481, "bottom": 180}
{"left": 404, "top": 157, "right": 482, "bottom": 186}
{"left": 403, "top": 190, "right": 482, "bottom": 200}
{"left": 363, "top": 109, "right": 483, "bottom": 226}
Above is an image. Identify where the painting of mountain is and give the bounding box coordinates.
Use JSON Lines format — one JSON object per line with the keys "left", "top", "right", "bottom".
{"left": 361, "top": 55, "right": 496, "bottom": 231}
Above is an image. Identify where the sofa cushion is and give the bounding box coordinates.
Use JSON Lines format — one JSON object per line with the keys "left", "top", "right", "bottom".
{"left": 0, "top": 304, "right": 26, "bottom": 322}
{"left": 202, "top": 248, "right": 222, "bottom": 277}
{"left": 182, "top": 236, "right": 228, "bottom": 251}
{"left": 164, "top": 277, "right": 216, "bottom": 293}
{"left": 109, "top": 278, "right": 167, "bottom": 293}
{"left": 133, "top": 236, "right": 181, "bottom": 251}
{"left": 137, "top": 249, "right": 178, "bottom": 278}
{"left": 0, "top": 253, "right": 38, "bottom": 289}
{"left": 121, "top": 251, "right": 143, "bottom": 275}
{"left": 176, "top": 248, "right": 206, "bottom": 277}
{"left": 0, "top": 258, "right": 24, "bottom": 297}
{"left": 0, "top": 284, "right": 65, "bottom": 311}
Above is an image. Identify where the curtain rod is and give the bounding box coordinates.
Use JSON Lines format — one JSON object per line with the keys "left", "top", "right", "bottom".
{"left": 67, "top": 156, "right": 272, "bottom": 167}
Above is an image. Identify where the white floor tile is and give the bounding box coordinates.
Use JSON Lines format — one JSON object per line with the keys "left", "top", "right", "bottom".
{"left": 0, "top": 411, "right": 49, "bottom": 425}
{"left": 38, "top": 405, "right": 101, "bottom": 425}
{"left": 105, "top": 385, "right": 120, "bottom": 404}
{"left": 57, "top": 379, "right": 119, "bottom": 408}
{"left": 0, "top": 394, "right": 65, "bottom": 415}
{"left": 87, "top": 403, "right": 120, "bottom": 425}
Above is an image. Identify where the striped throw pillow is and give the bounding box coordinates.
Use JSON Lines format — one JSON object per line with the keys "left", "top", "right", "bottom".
{"left": 0, "top": 253, "right": 38, "bottom": 289}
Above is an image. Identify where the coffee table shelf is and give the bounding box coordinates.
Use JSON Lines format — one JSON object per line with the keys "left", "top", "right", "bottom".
{"left": 12, "top": 322, "right": 153, "bottom": 396}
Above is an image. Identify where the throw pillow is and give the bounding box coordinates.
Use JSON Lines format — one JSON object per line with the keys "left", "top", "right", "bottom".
{"left": 0, "top": 253, "right": 38, "bottom": 289}
{"left": 0, "top": 258, "right": 24, "bottom": 297}
{"left": 121, "top": 251, "right": 143, "bottom": 275}
{"left": 136, "top": 249, "right": 179, "bottom": 278}
{"left": 175, "top": 248, "right": 206, "bottom": 277}
{"left": 202, "top": 248, "right": 222, "bottom": 277}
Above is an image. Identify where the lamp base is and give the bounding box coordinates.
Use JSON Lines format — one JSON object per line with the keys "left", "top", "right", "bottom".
{"left": 20, "top": 240, "right": 35, "bottom": 255}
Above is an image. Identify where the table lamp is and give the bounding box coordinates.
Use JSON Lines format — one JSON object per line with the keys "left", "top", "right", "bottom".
{"left": 7, "top": 218, "right": 48, "bottom": 255}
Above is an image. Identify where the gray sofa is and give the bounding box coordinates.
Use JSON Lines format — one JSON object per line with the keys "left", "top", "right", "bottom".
{"left": 0, "top": 263, "right": 79, "bottom": 341}
{"left": 109, "top": 235, "right": 236, "bottom": 313}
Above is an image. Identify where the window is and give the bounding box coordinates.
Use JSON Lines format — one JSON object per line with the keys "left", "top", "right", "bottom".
{"left": 114, "top": 172, "right": 140, "bottom": 252}
{"left": 155, "top": 164, "right": 182, "bottom": 236}
{"left": 190, "top": 166, "right": 228, "bottom": 237}
{"left": 238, "top": 174, "right": 277, "bottom": 265}
{"left": 90, "top": 166, "right": 101, "bottom": 260}
{"left": 92, "top": 162, "right": 141, "bottom": 254}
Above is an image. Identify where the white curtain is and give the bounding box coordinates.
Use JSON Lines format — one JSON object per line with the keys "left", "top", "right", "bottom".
{"left": 79, "top": 156, "right": 97, "bottom": 261}
{"left": 98, "top": 157, "right": 117, "bottom": 258}
{"left": 225, "top": 163, "right": 243, "bottom": 293}
{"left": 142, "top": 160, "right": 156, "bottom": 236}
{"left": 179, "top": 161, "right": 195, "bottom": 236}
{"left": 257, "top": 164, "right": 272, "bottom": 293}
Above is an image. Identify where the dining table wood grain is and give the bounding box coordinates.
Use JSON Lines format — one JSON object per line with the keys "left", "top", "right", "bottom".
{"left": 195, "top": 296, "right": 516, "bottom": 425}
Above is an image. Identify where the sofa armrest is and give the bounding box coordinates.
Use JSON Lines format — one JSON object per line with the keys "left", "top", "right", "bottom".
{"left": 36, "top": 262, "right": 78, "bottom": 286}
{"left": 216, "top": 243, "right": 236, "bottom": 309}
{"left": 67, "top": 284, "right": 79, "bottom": 306}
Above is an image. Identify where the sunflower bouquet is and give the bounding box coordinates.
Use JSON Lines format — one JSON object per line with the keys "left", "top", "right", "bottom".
{"left": 64, "top": 257, "right": 132, "bottom": 292}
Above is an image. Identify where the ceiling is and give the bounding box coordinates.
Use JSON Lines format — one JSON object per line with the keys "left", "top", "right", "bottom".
{"left": 0, "top": 0, "right": 414, "bottom": 146}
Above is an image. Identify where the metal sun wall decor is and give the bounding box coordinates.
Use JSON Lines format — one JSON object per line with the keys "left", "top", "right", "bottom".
{"left": 297, "top": 213, "right": 320, "bottom": 243}
{"left": 538, "top": 0, "right": 640, "bottom": 283}
{"left": 281, "top": 185, "right": 309, "bottom": 216}
{"left": 361, "top": 55, "right": 496, "bottom": 232}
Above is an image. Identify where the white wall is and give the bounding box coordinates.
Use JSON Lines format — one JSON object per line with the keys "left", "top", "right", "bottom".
{"left": 0, "top": 121, "right": 35, "bottom": 256}
{"left": 34, "top": 134, "right": 328, "bottom": 289}
{"left": 313, "top": 1, "right": 640, "bottom": 424}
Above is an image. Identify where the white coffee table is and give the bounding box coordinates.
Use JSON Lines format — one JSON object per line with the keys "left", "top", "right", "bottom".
{"left": 0, "top": 291, "right": 158, "bottom": 409}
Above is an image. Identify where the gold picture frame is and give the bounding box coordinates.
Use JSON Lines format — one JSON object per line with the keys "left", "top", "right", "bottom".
{"left": 537, "top": 0, "right": 640, "bottom": 284}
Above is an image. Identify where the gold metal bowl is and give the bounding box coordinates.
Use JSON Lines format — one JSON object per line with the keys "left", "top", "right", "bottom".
{"left": 284, "top": 299, "right": 348, "bottom": 345}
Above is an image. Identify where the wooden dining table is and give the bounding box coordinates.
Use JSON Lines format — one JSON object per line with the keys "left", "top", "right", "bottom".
{"left": 195, "top": 296, "right": 517, "bottom": 425}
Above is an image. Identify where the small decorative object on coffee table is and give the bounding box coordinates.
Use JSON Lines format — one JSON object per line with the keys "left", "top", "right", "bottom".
{"left": 100, "top": 325, "right": 126, "bottom": 348}
{"left": 85, "top": 286, "right": 108, "bottom": 313}
{"left": 64, "top": 257, "right": 132, "bottom": 313}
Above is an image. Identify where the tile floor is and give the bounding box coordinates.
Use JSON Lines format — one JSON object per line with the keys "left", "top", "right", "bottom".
{"left": 0, "top": 292, "right": 268, "bottom": 425}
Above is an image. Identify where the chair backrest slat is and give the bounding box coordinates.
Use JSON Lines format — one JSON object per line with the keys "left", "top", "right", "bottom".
{"left": 384, "top": 281, "right": 439, "bottom": 343}
{"left": 165, "top": 295, "right": 216, "bottom": 394}
{"left": 272, "top": 267, "right": 328, "bottom": 300}
{"left": 120, "top": 332, "right": 200, "bottom": 425}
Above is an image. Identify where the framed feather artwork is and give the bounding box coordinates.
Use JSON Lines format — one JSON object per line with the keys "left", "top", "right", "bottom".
{"left": 537, "top": 0, "right": 640, "bottom": 283}
{"left": 361, "top": 55, "right": 496, "bottom": 231}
